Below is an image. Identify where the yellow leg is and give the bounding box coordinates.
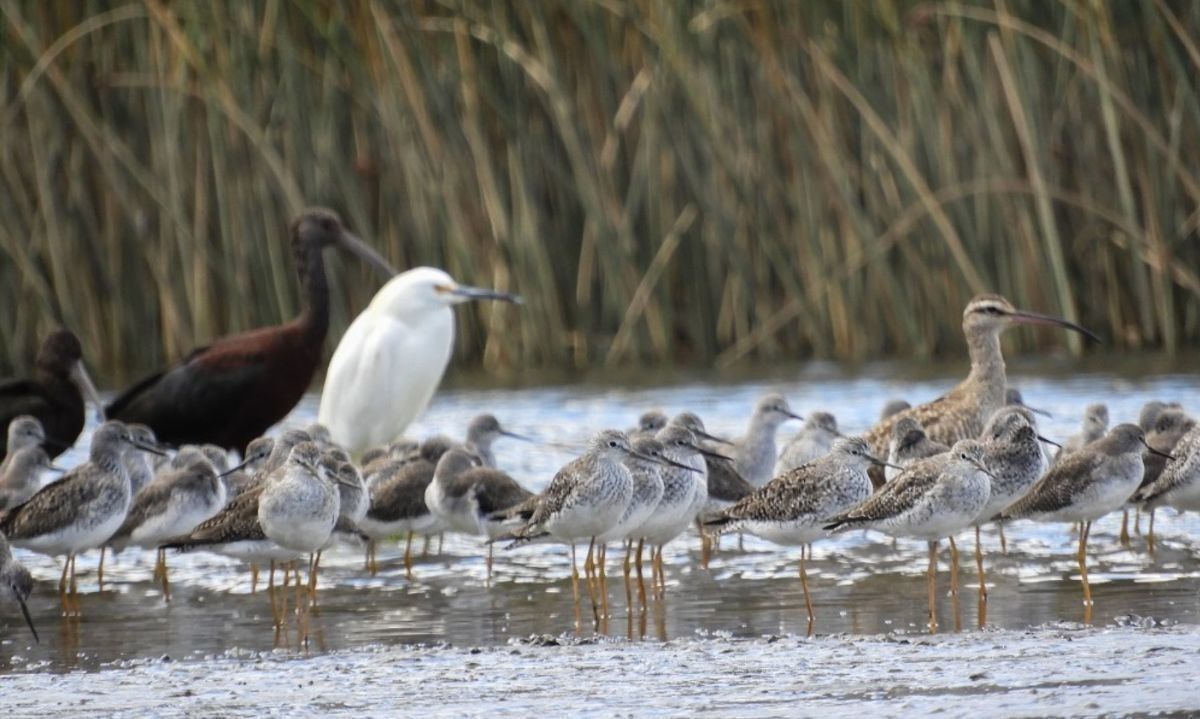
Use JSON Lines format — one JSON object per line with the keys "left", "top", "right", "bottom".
{"left": 570, "top": 542, "right": 581, "bottom": 632}
{"left": 404, "top": 532, "right": 414, "bottom": 580}
{"left": 622, "top": 540, "right": 633, "bottom": 609}
{"left": 1134, "top": 506, "right": 1142, "bottom": 536}
{"left": 1119, "top": 509, "right": 1130, "bottom": 548}
{"left": 58, "top": 555, "right": 70, "bottom": 615}
{"left": 1078, "top": 521, "right": 1093, "bottom": 612}
{"left": 97, "top": 547, "right": 106, "bottom": 591}
{"left": 948, "top": 536, "right": 959, "bottom": 597}
{"left": 584, "top": 538, "right": 600, "bottom": 625}
{"left": 999, "top": 522, "right": 1008, "bottom": 555}
{"left": 635, "top": 539, "right": 647, "bottom": 607}
{"left": 1148, "top": 509, "right": 1157, "bottom": 555}
{"left": 309, "top": 551, "right": 322, "bottom": 599}
{"left": 697, "top": 519, "right": 711, "bottom": 569}
{"left": 251, "top": 562, "right": 259, "bottom": 595}
{"left": 927, "top": 540, "right": 938, "bottom": 634}
{"left": 486, "top": 542, "right": 494, "bottom": 583}
{"left": 598, "top": 542, "right": 609, "bottom": 620}
{"left": 974, "top": 526, "right": 987, "bottom": 602}
{"left": 160, "top": 551, "right": 172, "bottom": 602}
{"left": 799, "top": 551, "right": 814, "bottom": 636}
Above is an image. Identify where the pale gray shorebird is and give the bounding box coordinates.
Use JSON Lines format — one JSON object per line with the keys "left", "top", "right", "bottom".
{"left": 1134, "top": 422, "right": 1200, "bottom": 553}
{"left": 1001, "top": 424, "right": 1170, "bottom": 615}
{"left": 258, "top": 442, "right": 343, "bottom": 604}
{"left": 0, "top": 445, "right": 59, "bottom": 511}
{"left": 358, "top": 439, "right": 453, "bottom": 577}
{"left": 463, "top": 414, "right": 530, "bottom": 467}
{"left": 706, "top": 437, "right": 888, "bottom": 630}
{"left": 879, "top": 400, "right": 911, "bottom": 422}
{"left": 95, "top": 423, "right": 164, "bottom": 583}
{"left": 109, "top": 458, "right": 226, "bottom": 600}
{"left": 669, "top": 411, "right": 745, "bottom": 560}
{"left": 776, "top": 411, "right": 841, "bottom": 474}
{"left": 501, "top": 430, "right": 642, "bottom": 626}
{"left": 1004, "top": 388, "right": 1051, "bottom": 418}
{"left": 639, "top": 425, "right": 710, "bottom": 597}
{"left": 886, "top": 417, "right": 949, "bottom": 482}
{"left": 0, "top": 421, "right": 163, "bottom": 612}
{"left": 0, "top": 533, "right": 37, "bottom": 642}
{"left": 629, "top": 410, "right": 668, "bottom": 439}
{"left": 425, "top": 448, "right": 533, "bottom": 577}
{"left": 732, "top": 394, "right": 803, "bottom": 487}
{"left": 825, "top": 440, "right": 992, "bottom": 633}
{"left": 862, "top": 295, "right": 1099, "bottom": 484}
{"left": 1, "top": 417, "right": 46, "bottom": 475}
{"left": 222, "top": 437, "right": 276, "bottom": 499}
{"left": 1056, "top": 404, "right": 1108, "bottom": 460}
{"left": 603, "top": 437, "right": 669, "bottom": 606}
{"left": 971, "top": 407, "right": 1055, "bottom": 600}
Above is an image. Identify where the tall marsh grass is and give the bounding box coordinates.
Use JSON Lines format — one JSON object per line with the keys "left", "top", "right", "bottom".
{"left": 1, "top": 1, "right": 1198, "bottom": 384}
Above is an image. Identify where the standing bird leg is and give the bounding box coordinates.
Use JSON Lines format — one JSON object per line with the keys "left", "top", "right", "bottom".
{"left": 973, "top": 526, "right": 987, "bottom": 602}
{"left": 597, "top": 542, "right": 610, "bottom": 619}
{"left": 569, "top": 542, "right": 581, "bottom": 631}
{"left": 999, "top": 523, "right": 1008, "bottom": 555}
{"left": 634, "top": 538, "right": 647, "bottom": 607}
{"left": 251, "top": 562, "right": 259, "bottom": 594}
{"left": 97, "top": 547, "right": 106, "bottom": 591}
{"left": 927, "top": 540, "right": 939, "bottom": 634}
{"left": 160, "top": 551, "right": 172, "bottom": 602}
{"left": 622, "top": 540, "right": 634, "bottom": 609}
{"left": 1077, "top": 521, "right": 1093, "bottom": 612}
{"left": 799, "top": 547, "right": 814, "bottom": 636}
{"left": 1119, "top": 509, "right": 1131, "bottom": 548}
{"left": 583, "top": 538, "right": 600, "bottom": 625}
{"left": 947, "top": 537, "right": 960, "bottom": 597}
{"left": 1148, "top": 510, "right": 1157, "bottom": 555}
{"left": 404, "top": 532, "right": 414, "bottom": 580}
{"left": 1134, "top": 507, "right": 1142, "bottom": 536}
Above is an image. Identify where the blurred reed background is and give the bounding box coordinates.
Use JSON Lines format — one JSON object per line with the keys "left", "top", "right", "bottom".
{"left": 1, "top": 0, "right": 1198, "bottom": 385}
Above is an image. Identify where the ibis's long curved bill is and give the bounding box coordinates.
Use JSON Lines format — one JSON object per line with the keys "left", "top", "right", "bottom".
{"left": 70, "top": 361, "right": 105, "bottom": 423}
{"left": 1008, "top": 310, "right": 1101, "bottom": 343}
{"left": 451, "top": 285, "right": 523, "bottom": 304}
{"left": 340, "top": 231, "right": 397, "bottom": 278}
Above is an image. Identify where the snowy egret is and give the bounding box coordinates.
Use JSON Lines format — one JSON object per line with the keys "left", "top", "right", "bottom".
{"left": 318, "top": 267, "right": 520, "bottom": 455}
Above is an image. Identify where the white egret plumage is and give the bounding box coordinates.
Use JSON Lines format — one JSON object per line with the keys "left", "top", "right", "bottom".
{"left": 318, "top": 267, "right": 520, "bottom": 455}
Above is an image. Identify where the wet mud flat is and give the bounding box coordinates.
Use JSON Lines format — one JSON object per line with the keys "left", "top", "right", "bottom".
{"left": 2, "top": 624, "right": 1197, "bottom": 717}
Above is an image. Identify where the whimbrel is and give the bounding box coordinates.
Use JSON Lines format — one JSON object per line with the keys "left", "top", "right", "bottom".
{"left": 707, "top": 437, "right": 886, "bottom": 630}
{"left": 826, "top": 440, "right": 992, "bottom": 633}
{"left": 0, "top": 421, "right": 163, "bottom": 612}
{"left": 1001, "top": 424, "right": 1169, "bottom": 617}
{"left": 861, "top": 295, "right": 1098, "bottom": 483}
{"left": 776, "top": 411, "right": 841, "bottom": 474}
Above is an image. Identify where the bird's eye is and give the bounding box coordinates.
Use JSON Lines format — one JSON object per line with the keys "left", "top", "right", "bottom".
{"left": 608, "top": 441, "right": 617, "bottom": 448}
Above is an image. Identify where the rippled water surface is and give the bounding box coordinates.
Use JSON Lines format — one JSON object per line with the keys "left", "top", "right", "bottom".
{"left": 3, "top": 364, "right": 1200, "bottom": 696}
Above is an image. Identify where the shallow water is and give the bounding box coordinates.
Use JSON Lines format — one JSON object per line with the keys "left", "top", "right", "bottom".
{"left": 3, "top": 365, "right": 1200, "bottom": 700}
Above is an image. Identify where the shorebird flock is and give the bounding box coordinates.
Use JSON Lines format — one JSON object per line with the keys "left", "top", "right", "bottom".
{"left": 0, "top": 211, "right": 1196, "bottom": 644}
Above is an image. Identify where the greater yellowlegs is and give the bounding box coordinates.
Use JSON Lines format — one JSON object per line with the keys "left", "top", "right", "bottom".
{"left": 1056, "top": 404, "right": 1108, "bottom": 460}
{"left": 630, "top": 410, "right": 668, "bottom": 439}
{"left": 708, "top": 437, "right": 886, "bottom": 629}
{"left": 1135, "top": 422, "right": 1200, "bottom": 552}
{"left": 0, "top": 421, "right": 163, "bottom": 611}
{"left": 732, "top": 394, "right": 803, "bottom": 487}
{"left": 1001, "top": 424, "right": 1169, "bottom": 616}
{"left": 0, "top": 532, "right": 37, "bottom": 642}
{"left": 358, "top": 440, "right": 453, "bottom": 577}
{"left": 826, "top": 440, "right": 992, "bottom": 633}
{"left": 110, "top": 458, "right": 226, "bottom": 600}
{"left": 463, "top": 414, "right": 530, "bottom": 467}
{"left": 0, "top": 444, "right": 59, "bottom": 512}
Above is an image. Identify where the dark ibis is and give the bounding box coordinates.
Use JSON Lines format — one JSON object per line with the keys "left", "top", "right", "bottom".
{"left": 106, "top": 209, "right": 394, "bottom": 453}
{"left": 0, "top": 328, "right": 103, "bottom": 460}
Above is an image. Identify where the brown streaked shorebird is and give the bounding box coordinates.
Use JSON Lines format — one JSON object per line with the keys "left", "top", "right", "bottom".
{"left": 0, "top": 533, "right": 37, "bottom": 642}
{"left": 1129, "top": 407, "right": 1193, "bottom": 547}
{"left": 706, "top": 437, "right": 889, "bottom": 632}
{"left": 107, "top": 209, "right": 395, "bottom": 453}
{"left": 861, "top": 295, "right": 1098, "bottom": 485}
{"left": 1001, "top": 424, "right": 1171, "bottom": 617}
{"left": 825, "top": 440, "right": 993, "bottom": 634}
{"left": 0, "top": 329, "right": 104, "bottom": 460}
{"left": 109, "top": 459, "right": 226, "bottom": 600}
{"left": 885, "top": 417, "right": 949, "bottom": 484}
{"left": 0, "top": 421, "right": 164, "bottom": 612}
{"left": 1134, "top": 417, "right": 1199, "bottom": 553}
{"left": 357, "top": 439, "right": 453, "bottom": 578}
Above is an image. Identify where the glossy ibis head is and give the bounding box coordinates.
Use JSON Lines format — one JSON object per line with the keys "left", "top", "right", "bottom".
{"left": 36, "top": 329, "right": 104, "bottom": 422}
{"left": 292, "top": 208, "right": 395, "bottom": 277}
{"left": 962, "top": 294, "right": 1100, "bottom": 343}
{"left": 6, "top": 415, "right": 45, "bottom": 452}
